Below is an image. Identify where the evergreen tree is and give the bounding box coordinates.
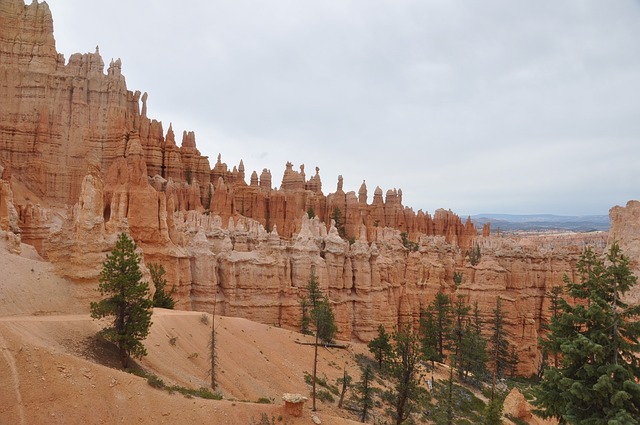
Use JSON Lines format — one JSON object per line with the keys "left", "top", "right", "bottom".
{"left": 313, "top": 295, "right": 337, "bottom": 344}
{"left": 300, "top": 297, "right": 311, "bottom": 335}
{"left": 489, "top": 297, "right": 510, "bottom": 384}
{"left": 149, "top": 263, "right": 175, "bottom": 309}
{"left": 453, "top": 271, "right": 463, "bottom": 288}
{"left": 332, "top": 207, "right": 346, "bottom": 238}
{"left": 307, "top": 206, "right": 316, "bottom": 219}
{"left": 368, "top": 324, "right": 393, "bottom": 370}
{"left": 420, "top": 308, "right": 439, "bottom": 377}
{"left": 507, "top": 346, "right": 519, "bottom": 377}
{"left": 352, "top": 364, "right": 375, "bottom": 423}
{"left": 385, "top": 325, "right": 424, "bottom": 425}
{"left": 533, "top": 243, "right": 640, "bottom": 424}
{"left": 466, "top": 301, "right": 488, "bottom": 383}
{"left": 304, "top": 270, "right": 338, "bottom": 411}
{"left": 483, "top": 397, "right": 504, "bottom": 425}
{"left": 540, "top": 285, "right": 564, "bottom": 369}
{"left": 467, "top": 243, "right": 482, "bottom": 266}
{"left": 300, "top": 269, "right": 322, "bottom": 334}
{"left": 90, "top": 233, "right": 153, "bottom": 368}
{"left": 451, "top": 295, "right": 471, "bottom": 378}
{"left": 431, "top": 291, "right": 453, "bottom": 362}
{"left": 459, "top": 303, "right": 488, "bottom": 384}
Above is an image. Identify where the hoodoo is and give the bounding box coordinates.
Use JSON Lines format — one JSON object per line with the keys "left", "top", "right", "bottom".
{"left": 0, "top": 0, "right": 633, "bottom": 381}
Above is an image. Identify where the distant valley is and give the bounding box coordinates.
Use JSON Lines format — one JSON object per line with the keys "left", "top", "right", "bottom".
{"left": 470, "top": 213, "right": 610, "bottom": 233}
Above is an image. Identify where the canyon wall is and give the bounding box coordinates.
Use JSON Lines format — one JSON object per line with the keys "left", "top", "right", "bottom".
{"left": 609, "top": 200, "right": 640, "bottom": 304}
{"left": 24, "top": 152, "right": 610, "bottom": 376}
{"left": 0, "top": 0, "right": 627, "bottom": 378}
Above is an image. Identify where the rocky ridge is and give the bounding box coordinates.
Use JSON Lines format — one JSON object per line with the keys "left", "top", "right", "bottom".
{"left": 0, "top": 0, "right": 634, "bottom": 379}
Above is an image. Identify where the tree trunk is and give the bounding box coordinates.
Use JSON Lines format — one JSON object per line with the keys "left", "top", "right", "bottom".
{"left": 211, "top": 300, "right": 218, "bottom": 389}
{"left": 312, "top": 331, "right": 319, "bottom": 411}
{"left": 338, "top": 368, "right": 347, "bottom": 408}
{"left": 120, "top": 346, "right": 129, "bottom": 368}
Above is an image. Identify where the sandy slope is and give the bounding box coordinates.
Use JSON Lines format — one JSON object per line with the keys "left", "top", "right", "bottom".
{"left": 0, "top": 241, "right": 363, "bottom": 424}
{"left": 0, "top": 238, "right": 552, "bottom": 424}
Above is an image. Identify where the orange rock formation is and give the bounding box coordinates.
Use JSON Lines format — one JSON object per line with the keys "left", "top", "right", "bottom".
{"left": 0, "top": 1, "right": 625, "bottom": 378}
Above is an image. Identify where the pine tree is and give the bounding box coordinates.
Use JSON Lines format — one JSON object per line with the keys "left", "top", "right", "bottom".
{"left": 459, "top": 303, "right": 488, "bottom": 384}
{"left": 300, "top": 297, "right": 311, "bottom": 334}
{"left": 467, "top": 243, "right": 482, "bottom": 266}
{"left": 533, "top": 243, "right": 640, "bottom": 424}
{"left": 453, "top": 271, "right": 463, "bottom": 288}
{"left": 483, "top": 397, "right": 504, "bottom": 425}
{"left": 489, "top": 297, "right": 510, "bottom": 382}
{"left": 332, "top": 207, "right": 346, "bottom": 238}
{"left": 352, "top": 364, "right": 375, "bottom": 423}
{"left": 90, "top": 233, "right": 153, "bottom": 368}
{"left": 385, "top": 325, "right": 423, "bottom": 425}
{"left": 431, "top": 291, "right": 453, "bottom": 362}
{"left": 305, "top": 270, "right": 338, "bottom": 411}
{"left": 313, "top": 295, "right": 337, "bottom": 344}
{"left": 540, "top": 284, "right": 564, "bottom": 370}
{"left": 368, "top": 324, "right": 393, "bottom": 370}
{"left": 300, "top": 269, "right": 322, "bottom": 334}
{"left": 149, "top": 263, "right": 175, "bottom": 309}
{"left": 420, "top": 308, "right": 439, "bottom": 379}
{"left": 451, "top": 295, "right": 471, "bottom": 378}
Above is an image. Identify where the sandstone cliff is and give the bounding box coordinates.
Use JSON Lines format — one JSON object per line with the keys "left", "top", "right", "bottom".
{"left": 0, "top": 0, "right": 626, "bottom": 379}
{"left": 609, "top": 200, "right": 640, "bottom": 304}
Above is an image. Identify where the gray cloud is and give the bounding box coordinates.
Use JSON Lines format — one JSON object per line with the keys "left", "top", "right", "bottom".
{"left": 49, "top": 0, "right": 640, "bottom": 215}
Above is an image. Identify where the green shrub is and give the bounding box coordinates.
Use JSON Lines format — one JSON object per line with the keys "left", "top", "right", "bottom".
{"left": 147, "top": 374, "right": 165, "bottom": 389}
{"left": 316, "top": 389, "right": 335, "bottom": 403}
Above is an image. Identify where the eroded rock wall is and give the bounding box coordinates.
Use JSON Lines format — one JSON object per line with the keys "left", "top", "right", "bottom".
{"left": 609, "top": 200, "right": 640, "bottom": 304}
{"left": 1, "top": 1, "right": 629, "bottom": 379}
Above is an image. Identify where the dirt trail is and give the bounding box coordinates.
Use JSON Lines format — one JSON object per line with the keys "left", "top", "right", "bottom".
{"left": 0, "top": 314, "right": 94, "bottom": 322}
{"left": 0, "top": 331, "right": 25, "bottom": 425}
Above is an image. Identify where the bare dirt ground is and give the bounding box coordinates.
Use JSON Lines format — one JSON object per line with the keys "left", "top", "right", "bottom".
{"left": 0, "top": 239, "right": 365, "bottom": 424}
{"left": 0, "top": 237, "right": 552, "bottom": 424}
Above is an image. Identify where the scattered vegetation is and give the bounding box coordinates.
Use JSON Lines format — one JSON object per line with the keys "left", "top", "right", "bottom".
{"left": 425, "top": 379, "right": 486, "bottom": 424}
{"left": 136, "top": 369, "right": 222, "bottom": 400}
{"left": 466, "top": 243, "right": 482, "bottom": 266}
{"left": 316, "top": 389, "right": 335, "bottom": 403}
{"left": 304, "top": 372, "right": 340, "bottom": 395}
{"left": 250, "top": 413, "right": 288, "bottom": 425}
{"left": 206, "top": 184, "right": 213, "bottom": 210}
{"left": 150, "top": 263, "right": 176, "bottom": 309}
{"left": 400, "top": 232, "right": 419, "bottom": 252}
{"left": 453, "top": 271, "right": 463, "bottom": 288}
{"left": 331, "top": 207, "right": 346, "bottom": 238}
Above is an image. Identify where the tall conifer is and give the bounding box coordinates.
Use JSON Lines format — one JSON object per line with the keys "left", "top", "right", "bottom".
{"left": 533, "top": 243, "right": 640, "bottom": 423}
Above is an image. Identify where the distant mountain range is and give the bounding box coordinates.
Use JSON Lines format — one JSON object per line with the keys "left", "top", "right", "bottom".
{"left": 469, "top": 214, "right": 610, "bottom": 233}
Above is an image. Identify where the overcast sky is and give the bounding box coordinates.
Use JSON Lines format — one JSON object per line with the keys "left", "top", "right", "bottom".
{"left": 47, "top": 0, "right": 640, "bottom": 216}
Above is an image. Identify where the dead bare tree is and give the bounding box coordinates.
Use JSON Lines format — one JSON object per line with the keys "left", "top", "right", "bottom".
{"left": 210, "top": 298, "right": 218, "bottom": 390}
